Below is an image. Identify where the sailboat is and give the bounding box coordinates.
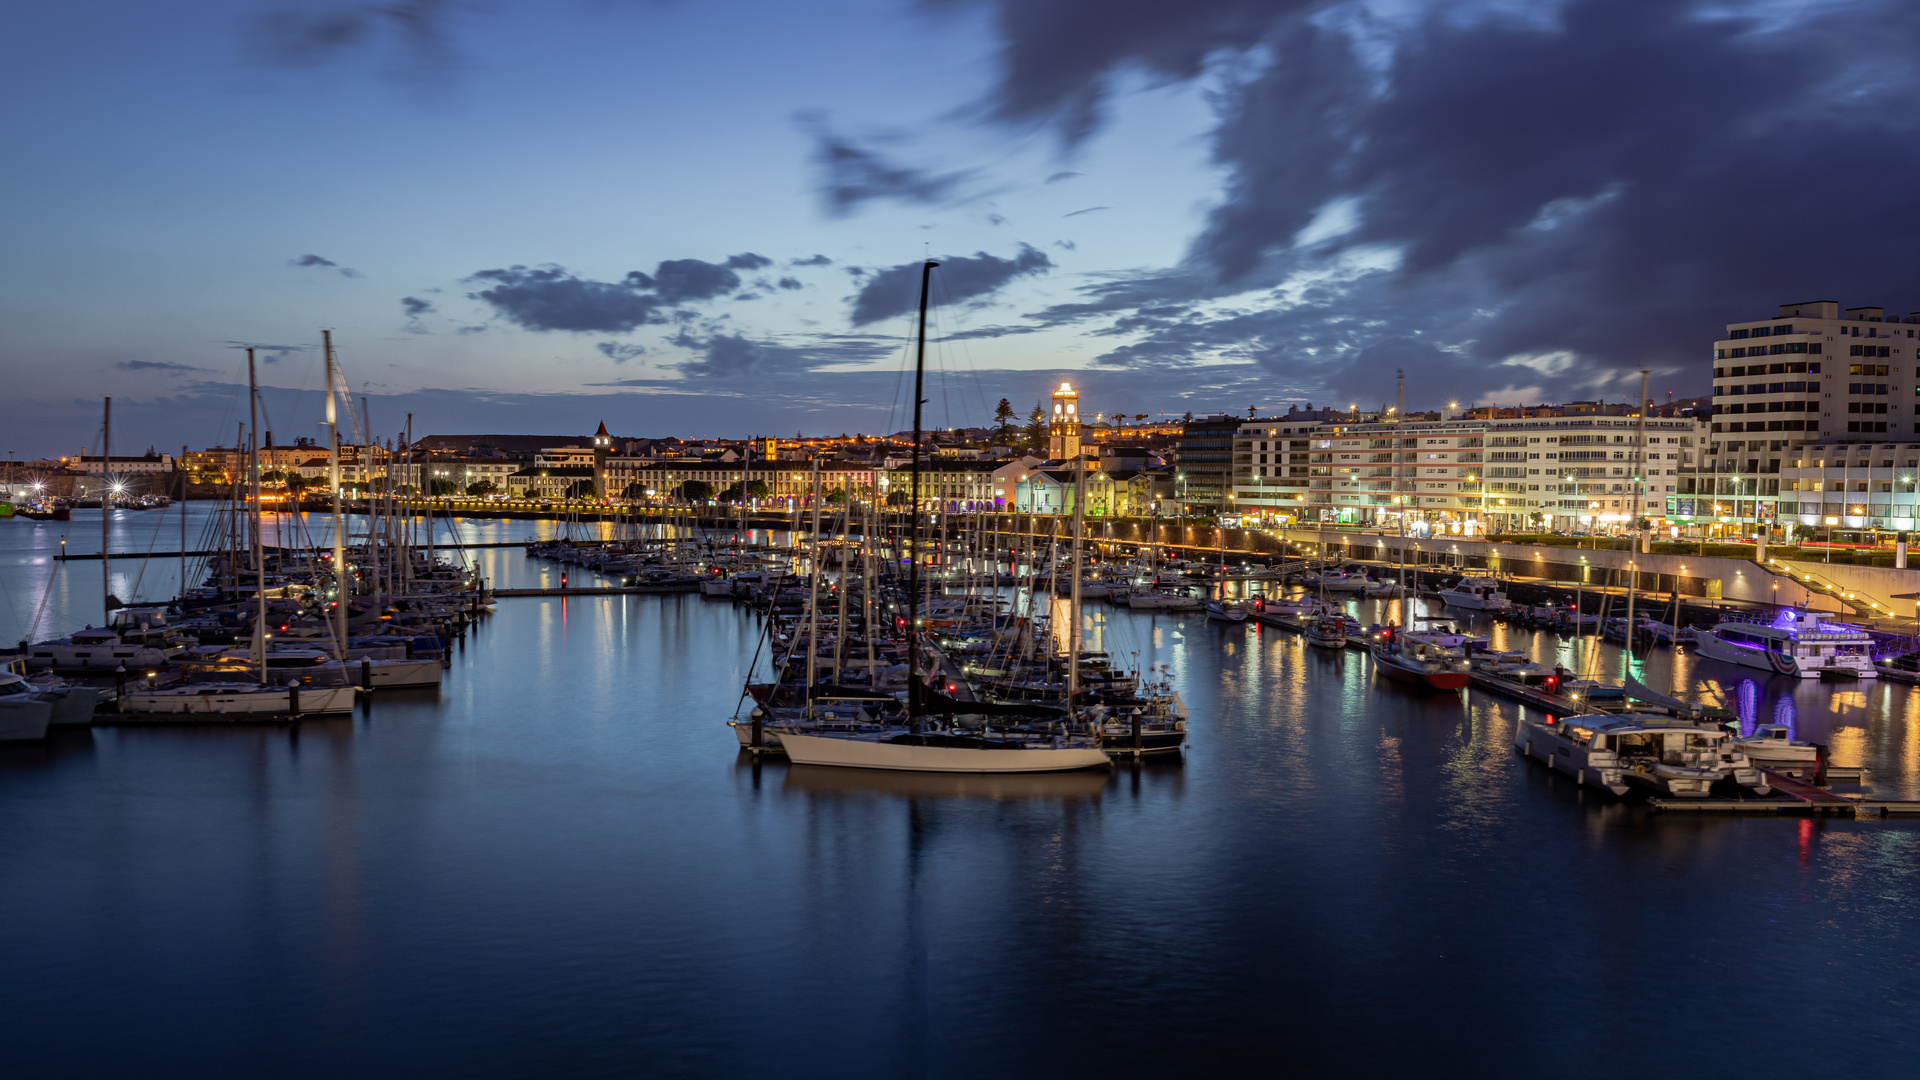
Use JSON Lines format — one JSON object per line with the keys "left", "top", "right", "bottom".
{"left": 772, "top": 260, "right": 1109, "bottom": 774}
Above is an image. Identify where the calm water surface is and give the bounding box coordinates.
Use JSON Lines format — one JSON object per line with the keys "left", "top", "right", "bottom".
{"left": 1, "top": 508, "right": 1918, "bottom": 1077}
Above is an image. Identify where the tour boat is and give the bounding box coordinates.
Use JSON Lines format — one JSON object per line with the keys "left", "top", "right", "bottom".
{"left": 0, "top": 673, "right": 54, "bottom": 741}
{"left": 1437, "top": 576, "right": 1511, "bottom": 612}
{"left": 1369, "top": 628, "right": 1471, "bottom": 690}
{"left": 1516, "top": 713, "right": 1767, "bottom": 798}
{"left": 1693, "top": 607, "right": 1877, "bottom": 680}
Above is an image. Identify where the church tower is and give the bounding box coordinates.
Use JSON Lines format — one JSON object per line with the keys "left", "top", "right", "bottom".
{"left": 1048, "top": 382, "right": 1082, "bottom": 460}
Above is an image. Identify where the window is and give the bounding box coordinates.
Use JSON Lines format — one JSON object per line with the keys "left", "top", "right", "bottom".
{"left": 1851, "top": 347, "right": 1864, "bottom": 358}
{"left": 1730, "top": 328, "right": 1750, "bottom": 339}
{"left": 1809, "top": 362, "right": 1821, "bottom": 373}
{"left": 1770, "top": 344, "right": 1787, "bottom": 355}
{"left": 1775, "top": 324, "right": 1793, "bottom": 334}
{"left": 1730, "top": 366, "right": 1747, "bottom": 376}
{"left": 1748, "top": 383, "right": 1765, "bottom": 394}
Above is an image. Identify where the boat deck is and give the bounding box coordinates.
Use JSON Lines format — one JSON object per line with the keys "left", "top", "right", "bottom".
{"left": 1650, "top": 768, "right": 1920, "bottom": 816}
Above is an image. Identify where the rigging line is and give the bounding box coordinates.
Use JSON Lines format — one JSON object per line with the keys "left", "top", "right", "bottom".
{"left": 123, "top": 495, "right": 173, "bottom": 601}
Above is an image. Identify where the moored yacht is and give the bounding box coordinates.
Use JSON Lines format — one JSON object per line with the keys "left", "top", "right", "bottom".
{"left": 1693, "top": 606, "right": 1876, "bottom": 680}
{"left": 25, "top": 627, "right": 182, "bottom": 672}
{"left": 1438, "top": 576, "right": 1511, "bottom": 612}
{"left": 1516, "top": 713, "right": 1767, "bottom": 798}
{"left": 1370, "top": 627, "right": 1471, "bottom": 690}
{"left": 0, "top": 673, "right": 55, "bottom": 741}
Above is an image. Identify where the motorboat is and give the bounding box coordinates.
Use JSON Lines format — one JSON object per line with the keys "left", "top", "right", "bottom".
{"left": 1205, "top": 597, "right": 1249, "bottom": 622}
{"left": 1303, "top": 614, "right": 1347, "bottom": 650}
{"left": 1313, "top": 568, "right": 1376, "bottom": 593}
{"left": 23, "top": 627, "right": 182, "bottom": 672}
{"left": 1369, "top": 628, "right": 1471, "bottom": 690}
{"left": 1515, "top": 713, "right": 1768, "bottom": 797}
{"left": 1090, "top": 686, "right": 1187, "bottom": 756}
{"left": 1693, "top": 606, "right": 1877, "bottom": 680}
{"left": 1728, "top": 723, "right": 1820, "bottom": 767}
{"left": 1437, "top": 576, "right": 1511, "bottom": 612}
{"left": 117, "top": 681, "right": 359, "bottom": 716}
{"left": 1125, "top": 589, "right": 1203, "bottom": 612}
{"left": 0, "top": 673, "right": 54, "bottom": 741}
{"left": 22, "top": 673, "right": 101, "bottom": 726}
{"left": 1472, "top": 649, "right": 1551, "bottom": 684}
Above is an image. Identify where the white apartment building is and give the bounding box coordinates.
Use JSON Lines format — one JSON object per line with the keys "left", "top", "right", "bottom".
{"left": 1777, "top": 439, "right": 1920, "bottom": 532}
{"left": 1233, "top": 412, "right": 1705, "bottom": 533}
{"left": 1705, "top": 300, "right": 1920, "bottom": 536}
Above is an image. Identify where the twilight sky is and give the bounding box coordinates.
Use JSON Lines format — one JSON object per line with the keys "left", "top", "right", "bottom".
{"left": 4, "top": 0, "right": 1917, "bottom": 455}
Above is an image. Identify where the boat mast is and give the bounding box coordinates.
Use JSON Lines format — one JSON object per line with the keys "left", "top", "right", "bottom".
{"left": 324, "top": 331, "right": 348, "bottom": 659}
{"left": 101, "top": 395, "right": 112, "bottom": 617}
{"left": 247, "top": 348, "right": 269, "bottom": 684}
{"left": 804, "top": 454, "right": 821, "bottom": 714}
{"left": 1068, "top": 451, "right": 1084, "bottom": 701}
{"left": 906, "top": 258, "right": 938, "bottom": 720}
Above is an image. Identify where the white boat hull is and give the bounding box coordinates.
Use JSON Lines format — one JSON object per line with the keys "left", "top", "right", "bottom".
{"left": 118, "top": 684, "right": 359, "bottom": 716}
{"left": 0, "top": 699, "right": 54, "bottom": 741}
{"left": 1127, "top": 594, "right": 1202, "bottom": 612}
{"left": 775, "top": 730, "right": 1111, "bottom": 773}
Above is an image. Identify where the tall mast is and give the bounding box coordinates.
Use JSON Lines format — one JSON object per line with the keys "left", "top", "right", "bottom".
{"left": 325, "top": 331, "right": 348, "bottom": 659}
{"left": 906, "top": 258, "right": 938, "bottom": 719}
{"left": 804, "top": 454, "right": 822, "bottom": 714}
{"left": 179, "top": 444, "right": 188, "bottom": 601}
{"left": 101, "top": 396, "right": 113, "bottom": 617}
{"left": 248, "top": 349, "right": 268, "bottom": 683}
{"left": 1068, "top": 452, "right": 1085, "bottom": 700}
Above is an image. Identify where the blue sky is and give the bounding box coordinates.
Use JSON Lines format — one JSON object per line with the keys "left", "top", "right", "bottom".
{"left": 4, "top": 0, "right": 1917, "bottom": 454}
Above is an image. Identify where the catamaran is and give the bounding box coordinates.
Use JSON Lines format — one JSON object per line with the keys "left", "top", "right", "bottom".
{"left": 1693, "top": 605, "right": 1877, "bottom": 680}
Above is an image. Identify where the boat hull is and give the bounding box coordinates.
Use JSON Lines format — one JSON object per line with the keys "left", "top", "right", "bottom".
{"left": 1371, "top": 649, "right": 1469, "bottom": 690}
{"left": 0, "top": 699, "right": 53, "bottom": 741}
{"left": 775, "top": 730, "right": 1111, "bottom": 773}
{"left": 118, "top": 685, "right": 358, "bottom": 716}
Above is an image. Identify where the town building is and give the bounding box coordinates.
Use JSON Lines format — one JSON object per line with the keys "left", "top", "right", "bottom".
{"left": 1232, "top": 409, "right": 1706, "bottom": 533}
{"left": 1706, "top": 300, "right": 1920, "bottom": 536}
{"left": 1173, "top": 415, "right": 1242, "bottom": 511}
{"left": 1047, "top": 382, "right": 1083, "bottom": 460}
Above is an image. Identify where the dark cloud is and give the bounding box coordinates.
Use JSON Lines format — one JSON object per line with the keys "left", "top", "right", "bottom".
{"left": 246, "top": 1, "right": 460, "bottom": 80}
{"left": 290, "top": 253, "right": 361, "bottom": 278}
{"left": 597, "top": 342, "right": 647, "bottom": 363}
{"left": 948, "top": 0, "right": 1920, "bottom": 403}
{"left": 1044, "top": 171, "right": 1082, "bottom": 183}
{"left": 1062, "top": 206, "right": 1109, "bottom": 218}
{"left": 672, "top": 330, "right": 896, "bottom": 380}
{"left": 850, "top": 244, "right": 1053, "bottom": 326}
{"left": 775, "top": 277, "right": 804, "bottom": 291}
{"left": 789, "top": 254, "right": 833, "bottom": 267}
{"left": 468, "top": 266, "right": 666, "bottom": 333}
{"left": 400, "top": 296, "right": 434, "bottom": 317}
{"left": 651, "top": 259, "right": 744, "bottom": 304}
{"left": 805, "top": 117, "right": 973, "bottom": 216}
{"left": 466, "top": 254, "right": 765, "bottom": 332}
{"left": 936, "top": 0, "right": 1311, "bottom": 142}
{"left": 118, "top": 360, "right": 207, "bottom": 373}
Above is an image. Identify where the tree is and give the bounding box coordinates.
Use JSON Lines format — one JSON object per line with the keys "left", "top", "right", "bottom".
{"left": 564, "top": 480, "right": 597, "bottom": 500}
{"left": 1024, "top": 400, "right": 1048, "bottom": 447}
{"left": 466, "top": 480, "right": 497, "bottom": 497}
{"left": 886, "top": 490, "right": 910, "bottom": 507}
{"left": 826, "top": 489, "right": 847, "bottom": 504}
{"left": 718, "top": 479, "right": 770, "bottom": 504}
{"left": 992, "top": 397, "right": 1017, "bottom": 441}
{"left": 678, "top": 479, "right": 713, "bottom": 502}
{"left": 428, "top": 479, "right": 459, "bottom": 497}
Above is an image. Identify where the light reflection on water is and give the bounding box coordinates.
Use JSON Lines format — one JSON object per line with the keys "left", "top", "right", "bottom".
{"left": 1, "top": 517, "right": 1919, "bottom": 1075}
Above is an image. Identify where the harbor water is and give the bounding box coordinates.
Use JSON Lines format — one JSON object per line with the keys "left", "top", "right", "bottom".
{"left": 2, "top": 507, "right": 1918, "bottom": 1077}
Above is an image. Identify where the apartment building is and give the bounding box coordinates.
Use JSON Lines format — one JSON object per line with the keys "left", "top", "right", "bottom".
{"left": 1233, "top": 410, "right": 1704, "bottom": 532}
{"left": 1777, "top": 440, "right": 1920, "bottom": 531}
{"left": 1706, "top": 300, "right": 1920, "bottom": 535}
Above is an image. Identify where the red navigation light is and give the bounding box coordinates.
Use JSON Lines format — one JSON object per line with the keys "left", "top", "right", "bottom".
{"left": 1544, "top": 717, "right": 1557, "bottom": 725}
{"left": 1543, "top": 676, "right": 1558, "bottom": 691}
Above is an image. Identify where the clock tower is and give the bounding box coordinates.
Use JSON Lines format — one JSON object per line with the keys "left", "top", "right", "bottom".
{"left": 1048, "top": 382, "right": 1082, "bottom": 460}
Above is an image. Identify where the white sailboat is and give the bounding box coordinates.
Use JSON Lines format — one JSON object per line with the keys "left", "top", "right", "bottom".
{"left": 772, "top": 260, "right": 1108, "bottom": 775}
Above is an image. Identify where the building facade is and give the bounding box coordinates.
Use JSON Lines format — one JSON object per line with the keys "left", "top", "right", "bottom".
{"left": 1706, "top": 300, "right": 1920, "bottom": 536}
{"left": 1233, "top": 412, "right": 1705, "bottom": 532}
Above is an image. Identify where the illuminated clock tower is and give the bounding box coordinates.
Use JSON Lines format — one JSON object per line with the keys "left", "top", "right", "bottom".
{"left": 1048, "top": 382, "right": 1082, "bottom": 460}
